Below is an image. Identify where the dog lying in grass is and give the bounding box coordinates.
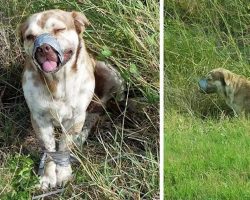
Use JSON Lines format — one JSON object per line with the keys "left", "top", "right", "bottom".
{"left": 198, "top": 68, "right": 250, "bottom": 115}
{"left": 19, "top": 9, "right": 124, "bottom": 190}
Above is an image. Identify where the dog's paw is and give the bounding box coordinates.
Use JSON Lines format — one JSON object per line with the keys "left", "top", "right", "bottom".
{"left": 37, "top": 160, "right": 57, "bottom": 190}
{"left": 56, "top": 165, "right": 72, "bottom": 187}
{"left": 39, "top": 174, "right": 57, "bottom": 190}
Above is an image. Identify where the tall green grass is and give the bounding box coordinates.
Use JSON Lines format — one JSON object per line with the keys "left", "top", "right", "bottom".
{"left": 166, "top": 0, "right": 250, "bottom": 117}
{"left": 165, "top": 0, "right": 250, "bottom": 199}
{"left": 0, "top": 0, "right": 159, "bottom": 199}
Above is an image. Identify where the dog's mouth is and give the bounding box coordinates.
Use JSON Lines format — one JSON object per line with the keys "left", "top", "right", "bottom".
{"left": 34, "top": 46, "right": 73, "bottom": 73}
{"left": 198, "top": 79, "right": 217, "bottom": 93}
{"left": 32, "top": 33, "right": 73, "bottom": 73}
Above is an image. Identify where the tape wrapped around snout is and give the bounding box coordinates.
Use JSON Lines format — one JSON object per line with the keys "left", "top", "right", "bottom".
{"left": 32, "top": 33, "right": 64, "bottom": 64}
{"left": 198, "top": 79, "right": 208, "bottom": 91}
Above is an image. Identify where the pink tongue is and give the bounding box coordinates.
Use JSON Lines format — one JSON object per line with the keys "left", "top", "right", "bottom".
{"left": 42, "top": 61, "right": 57, "bottom": 72}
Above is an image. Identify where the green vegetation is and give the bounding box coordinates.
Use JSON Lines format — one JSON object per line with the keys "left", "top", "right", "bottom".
{"left": 0, "top": 0, "right": 159, "bottom": 199}
{"left": 165, "top": 0, "right": 250, "bottom": 199}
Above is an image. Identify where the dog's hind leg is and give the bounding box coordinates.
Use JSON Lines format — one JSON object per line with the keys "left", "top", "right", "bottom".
{"left": 80, "top": 61, "right": 125, "bottom": 143}
{"left": 93, "top": 61, "right": 125, "bottom": 104}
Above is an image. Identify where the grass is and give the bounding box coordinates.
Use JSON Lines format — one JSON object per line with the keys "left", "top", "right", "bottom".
{"left": 165, "top": 112, "right": 250, "bottom": 199}
{"left": 165, "top": 0, "right": 250, "bottom": 199}
{"left": 0, "top": 0, "right": 159, "bottom": 199}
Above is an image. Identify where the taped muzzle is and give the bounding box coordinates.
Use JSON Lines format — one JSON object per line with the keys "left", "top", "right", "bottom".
{"left": 32, "top": 33, "right": 64, "bottom": 69}
{"left": 198, "top": 79, "right": 208, "bottom": 93}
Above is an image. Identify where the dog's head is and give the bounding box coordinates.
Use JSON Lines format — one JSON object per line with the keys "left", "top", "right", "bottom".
{"left": 198, "top": 68, "right": 233, "bottom": 94}
{"left": 19, "top": 9, "right": 90, "bottom": 73}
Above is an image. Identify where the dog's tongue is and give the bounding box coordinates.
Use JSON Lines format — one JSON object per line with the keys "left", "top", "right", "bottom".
{"left": 42, "top": 61, "right": 57, "bottom": 72}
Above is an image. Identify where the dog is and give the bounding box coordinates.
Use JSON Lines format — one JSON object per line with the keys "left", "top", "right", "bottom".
{"left": 19, "top": 9, "right": 124, "bottom": 190}
{"left": 198, "top": 68, "right": 250, "bottom": 115}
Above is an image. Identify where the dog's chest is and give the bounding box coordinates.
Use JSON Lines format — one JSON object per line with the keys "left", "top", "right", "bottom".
{"left": 48, "top": 99, "right": 74, "bottom": 125}
{"left": 52, "top": 81, "right": 82, "bottom": 122}
{"left": 23, "top": 71, "right": 82, "bottom": 122}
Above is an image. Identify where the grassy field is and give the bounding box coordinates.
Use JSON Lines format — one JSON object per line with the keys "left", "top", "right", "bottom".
{"left": 165, "top": 0, "right": 250, "bottom": 199}
{"left": 0, "top": 0, "right": 159, "bottom": 199}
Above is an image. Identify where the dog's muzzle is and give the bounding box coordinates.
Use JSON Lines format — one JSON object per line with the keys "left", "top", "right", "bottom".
{"left": 32, "top": 33, "right": 64, "bottom": 71}
{"left": 32, "top": 33, "right": 63, "bottom": 62}
{"left": 198, "top": 79, "right": 208, "bottom": 92}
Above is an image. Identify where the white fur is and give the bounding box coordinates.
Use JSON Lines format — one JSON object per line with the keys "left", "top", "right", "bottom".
{"left": 56, "top": 165, "right": 72, "bottom": 186}
{"left": 22, "top": 10, "right": 95, "bottom": 189}
{"left": 39, "top": 161, "right": 57, "bottom": 190}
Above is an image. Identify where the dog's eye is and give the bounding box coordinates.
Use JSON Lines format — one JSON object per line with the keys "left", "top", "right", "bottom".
{"left": 54, "top": 28, "right": 66, "bottom": 34}
{"left": 26, "top": 34, "right": 35, "bottom": 41}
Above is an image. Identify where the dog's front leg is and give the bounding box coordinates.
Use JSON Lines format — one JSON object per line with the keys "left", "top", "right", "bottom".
{"left": 56, "top": 116, "right": 86, "bottom": 186}
{"left": 31, "top": 116, "right": 57, "bottom": 190}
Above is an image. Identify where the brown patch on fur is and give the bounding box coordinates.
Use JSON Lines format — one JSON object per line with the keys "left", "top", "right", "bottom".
{"left": 19, "top": 22, "right": 28, "bottom": 43}
{"left": 22, "top": 58, "right": 58, "bottom": 94}
{"left": 94, "top": 62, "right": 119, "bottom": 99}
{"left": 22, "top": 59, "right": 33, "bottom": 85}
{"left": 71, "top": 38, "right": 82, "bottom": 73}
{"left": 87, "top": 61, "right": 124, "bottom": 113}
{"left": 211, "top": 71, "right": 226, "bottom": 86}
{"left": 94, "top": 67, "right": 106, "bottom": 99}
{"left": 45, "top": 78, "right": 58, "bottom": 94}
{"left": 29, "top": 67, "right": 58, "bottom": 95}
{"left": 32, "top": 72, "right": 42, "bottom": 87}
{"left": 22, "top": 61, "right": 43, "bottom": 88}
{"left": 24, "top": 59, "right": 33, "bottom": 71}
{"left": 40, "top": 74, "right": 58, "bottom": 95}
{"left": 36, "top": 18, "right": 43, "bottom": 29}
{"left": 87, "top": 100, "right": 104, "bottom": 113}
{"left": 211, "top": 71, "right": 224, "bottom": 81}
{"left": 38, "top": 11, "right": 57, "bottom": 29}
{"left": 38, "top": 10, "right": 75, "bottom": 30}
{"left": 71, "top": 62, "right": 77, "bottom": 73}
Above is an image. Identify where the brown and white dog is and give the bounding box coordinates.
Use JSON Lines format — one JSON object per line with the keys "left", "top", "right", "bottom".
{"left": 20, "top": 9, "right": 124, "bottom": 189}
{"left": 198, "top": 68, "right": 250, "bottom": 115}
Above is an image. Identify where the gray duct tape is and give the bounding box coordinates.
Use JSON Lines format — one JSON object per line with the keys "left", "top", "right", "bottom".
{"left": 38, "top": 151, "right": 75, "bottom": 176}
{"left": 32, "top": 33, "right": 64, "bottom": 64}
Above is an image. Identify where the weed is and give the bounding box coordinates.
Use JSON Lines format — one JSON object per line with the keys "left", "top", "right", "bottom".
{"left": 1, "top": 154, "right": 38, "bottom": 199}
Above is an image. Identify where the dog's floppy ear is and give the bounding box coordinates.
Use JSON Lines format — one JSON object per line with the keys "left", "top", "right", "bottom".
{"left": 211, "top": 69, "right": 230, "bottom": 86}
{"left": 72, "top": 11, "right": 90, "bottom": 34}
{"left": 221, "top": 71, "right": 231, "bottom": 86}
{"left": 18, "top": 21, "right": 27, "bottom": 44}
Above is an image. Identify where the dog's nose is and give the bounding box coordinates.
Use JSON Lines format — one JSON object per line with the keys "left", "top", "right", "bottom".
{"left": 37, "top": 44, "right": 52, "bottom": 54}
